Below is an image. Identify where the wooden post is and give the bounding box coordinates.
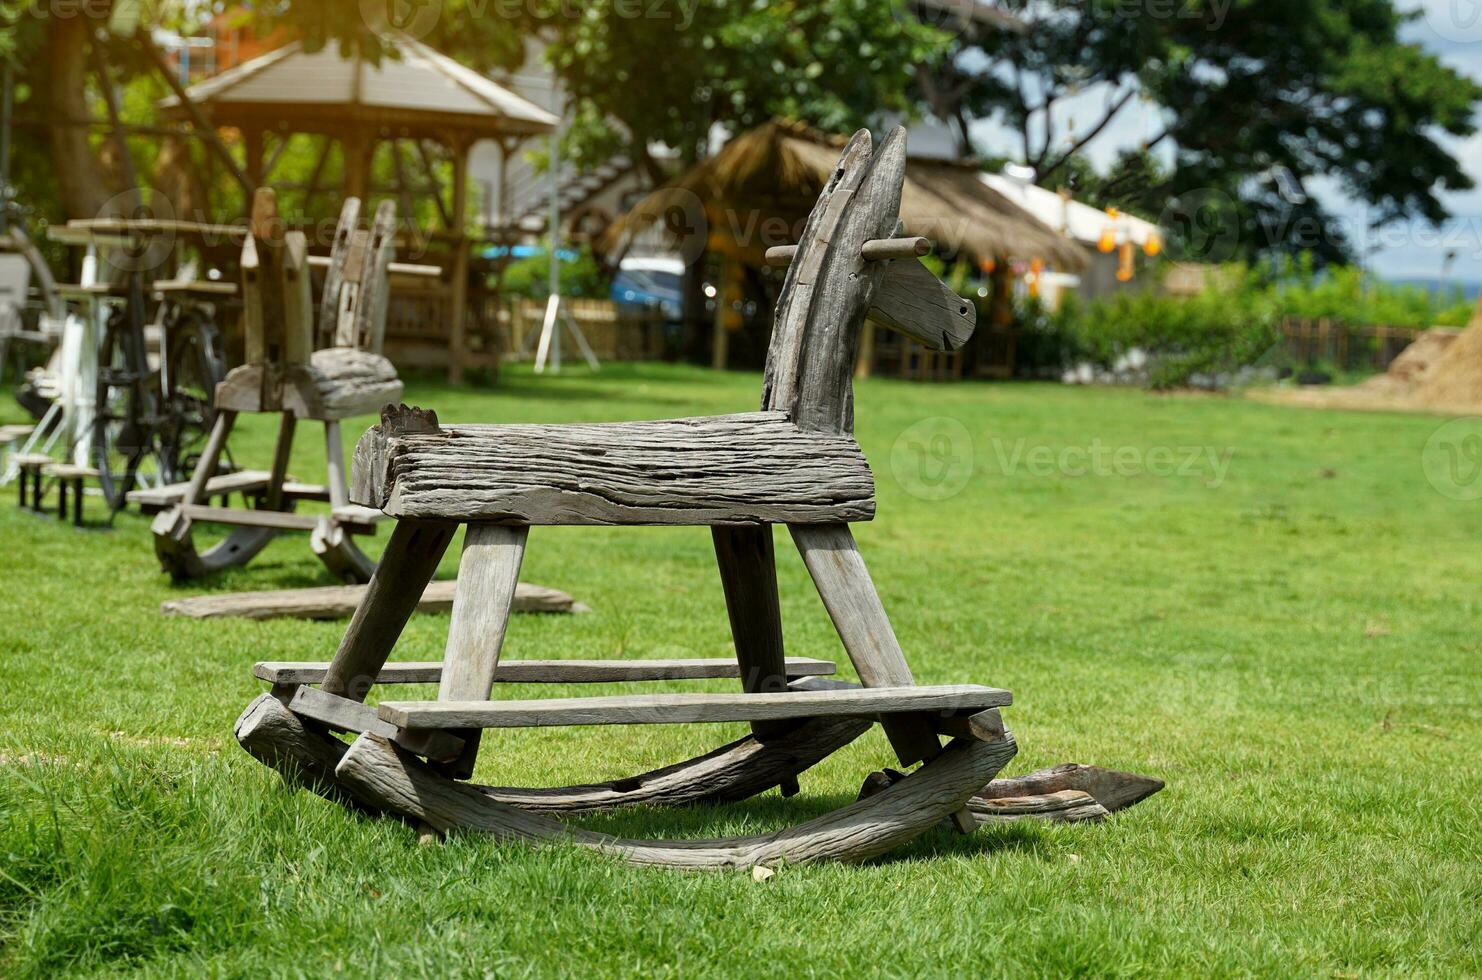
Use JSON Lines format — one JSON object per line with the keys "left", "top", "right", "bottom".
{"left": 244, "top": 126, "right": 264, "bottom": 187}
{"left": 343, "top": 132, "right": 373, "bottom": 203}
{"left": 711, "top": 255, "right": 730, "bottom": 371}
{"left": 448, "top": 137, "right": 470, "bottom": 384}
{"left": 712, "top": 526, "right": 792, "bottom": 750}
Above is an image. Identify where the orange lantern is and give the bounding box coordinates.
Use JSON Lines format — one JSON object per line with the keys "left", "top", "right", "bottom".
{"left": 1117, "top": 241, "right": 1135, "bottom": 282}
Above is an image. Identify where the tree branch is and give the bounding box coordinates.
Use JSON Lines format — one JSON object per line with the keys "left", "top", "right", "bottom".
{"left": 1037, "top": 86, "right": 1137, "bottom": 181}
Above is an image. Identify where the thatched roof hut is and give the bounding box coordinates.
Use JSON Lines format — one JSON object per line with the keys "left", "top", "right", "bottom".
{"left": 600, "top": 121, "right": 1085, "bottom": 271}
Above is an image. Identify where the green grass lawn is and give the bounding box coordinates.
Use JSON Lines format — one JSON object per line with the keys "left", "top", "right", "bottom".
{"left": 0, "top": 364, "right": 1477, "bottom": 977}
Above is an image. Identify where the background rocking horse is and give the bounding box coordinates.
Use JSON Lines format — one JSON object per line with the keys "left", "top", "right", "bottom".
{"left": 151, "top": 190, "right": 402, "bottom": 582}
{"left": 237, "top": 127, "right": 1159, "bottom": 868}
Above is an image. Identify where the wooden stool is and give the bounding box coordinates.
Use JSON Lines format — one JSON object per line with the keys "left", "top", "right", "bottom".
{"left": 46, "top": 463, "right": 99, "bottom": 526}
{"left": 13, "top": 453, "right": 51, "bottom": 512}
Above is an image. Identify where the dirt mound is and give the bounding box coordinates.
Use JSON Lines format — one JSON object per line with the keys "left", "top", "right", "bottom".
{"left": 1250, "top": 311, "right": 1475, "bottom": 415}
{"left": 1372, "top": 327, "right": 1460, "bottom": 387}
{"left": 1416, "top": 301, "right": 1482, "bottom": 409}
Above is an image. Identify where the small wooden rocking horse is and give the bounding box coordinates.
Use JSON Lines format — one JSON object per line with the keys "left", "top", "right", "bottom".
{"left": 151, "top": 190, "right": 402, "bottom": 582}
{"left": 236, "top": 128, "right": 1158, "bottom": 868}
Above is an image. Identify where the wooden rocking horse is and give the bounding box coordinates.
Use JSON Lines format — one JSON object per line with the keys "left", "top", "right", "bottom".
{"left": 151, "top": 190, "right": 402, "bottom": 582}
{"left": 236, "top": 128, "right": 1158, "bottom": 868}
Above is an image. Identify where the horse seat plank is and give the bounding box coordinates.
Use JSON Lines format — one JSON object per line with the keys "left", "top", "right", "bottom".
{"left": 12, "top": 454, "right": 52, "bottom": 468}
{"left": 255, "top": 656, "right": 838, "bottom": 686}
{"left": 167, "top": 579, "right": 584, "bottom": 621}
{"left": 378, "top": 684, "right": 1010, "bottom": 730}
{"left": 215, "top": 349, "right": 402, "bottom": 420}
{"left": 128, "top": 472, "right": 329, "bottom": 511}
{"left": 351, "top": 411, "right": 875, "bottom": 525}
{"left": 129, "top": 470, "right": 275, "bottom": 509}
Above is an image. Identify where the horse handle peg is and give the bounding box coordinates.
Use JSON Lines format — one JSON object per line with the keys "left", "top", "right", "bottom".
{"left": 764, "top": 236, "right": 931, "bottom": 268}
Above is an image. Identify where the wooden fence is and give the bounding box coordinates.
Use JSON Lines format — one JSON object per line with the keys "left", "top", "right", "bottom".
{"left": 1279, "top": 317, "right": 1423, "bottom": 373}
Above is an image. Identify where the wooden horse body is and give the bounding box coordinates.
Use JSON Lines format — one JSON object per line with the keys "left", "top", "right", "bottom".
{"left": 151, "top": 190, "right": 402, "bottom": 581}
{"left": 236, "top": 128, "right": 1160, "bottom": 867}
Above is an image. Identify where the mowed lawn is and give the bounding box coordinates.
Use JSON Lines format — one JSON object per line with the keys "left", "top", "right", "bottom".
{"left": 0, "top": 363, "right": 1477, "bottom": 977}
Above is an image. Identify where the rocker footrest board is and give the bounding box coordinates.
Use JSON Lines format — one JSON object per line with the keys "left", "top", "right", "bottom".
{"left": 377, "top": 684, "right": 1012, "bottom": 730}
{"left": 181, "top": 504, "right": 376, "bottom": 534}
{"left": 255, "top": 657, "right": 838, "bottom": 686}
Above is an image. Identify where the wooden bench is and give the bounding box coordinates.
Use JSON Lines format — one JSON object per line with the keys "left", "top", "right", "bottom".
{"left": 46, "top": 462, "right": 99, "bottom": 526}
{"left": 13, "top": 453, "right": 51, "bottom": 511}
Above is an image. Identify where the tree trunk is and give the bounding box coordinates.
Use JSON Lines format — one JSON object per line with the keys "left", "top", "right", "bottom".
{"left": 47, "top": 15, "right": 116, "bottom": 219}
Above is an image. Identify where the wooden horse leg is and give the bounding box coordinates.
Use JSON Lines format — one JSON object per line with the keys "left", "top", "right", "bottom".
{"left": 182, "top": 410, "right": 236, "bottom": 507}
{"left": 259, "top": 411, "right": 296, "bottom": 512}
{"left": 319, "top": 519, "right": 458, "bottom": 701}
{"left": 436, "top": 523, "right": 529, "bottom": 780}
{"left": 311, "top": 420, "right": 379, "bottom": 583}
{"left": 789, "top": 523, "right": 943, "bottom": 767}
{"left": 712, "top": 526, "right": 800, "bottom": 796}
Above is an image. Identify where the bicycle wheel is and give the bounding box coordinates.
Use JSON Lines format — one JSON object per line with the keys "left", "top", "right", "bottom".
{"left": 159, "top": 308, "right": 223, "bottom": 483}
{"left": 93, "top": 308, "right": 159, "bottom": 509}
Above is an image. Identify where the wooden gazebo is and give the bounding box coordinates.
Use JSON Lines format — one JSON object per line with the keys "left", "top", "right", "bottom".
{"left": 160, "top": 31, "right": 559, "bottom": 381}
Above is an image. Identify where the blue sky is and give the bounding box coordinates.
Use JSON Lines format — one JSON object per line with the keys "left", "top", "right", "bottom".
{"left": 967, "top": 1, "right": 1482, "bottom": 281}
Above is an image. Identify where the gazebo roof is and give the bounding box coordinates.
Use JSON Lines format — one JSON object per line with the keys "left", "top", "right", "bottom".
{"left": 160, "top": 33, "right": 558, "bottom": 140}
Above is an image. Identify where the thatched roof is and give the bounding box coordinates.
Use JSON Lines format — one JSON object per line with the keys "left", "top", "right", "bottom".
{"left": 600, "top": 121, "right": 1085, "bottom": 270}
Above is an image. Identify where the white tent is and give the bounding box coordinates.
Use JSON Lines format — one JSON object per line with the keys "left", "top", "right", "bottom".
{"left": 980, "top": 171, "right": 1161, "bottom": 251}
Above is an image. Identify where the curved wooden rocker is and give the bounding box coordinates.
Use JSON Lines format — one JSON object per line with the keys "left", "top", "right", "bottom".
{"left": 238, "top": 128, "right": 1035, "bottom": 868}
{"left": 152, "top": 191, "right": 403, "bottom": 582}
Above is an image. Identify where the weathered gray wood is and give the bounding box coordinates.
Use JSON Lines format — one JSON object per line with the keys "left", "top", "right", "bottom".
{"left": 288, "top": 685, "right": 464, "bottom": 763}
{"left": 240, "top": 690, "right": 869, "bottom": 816}
{"left": 977, "top": 763, "right": 1165, "bottom": 814}
{"left": 351, "top": 411, "right": 875, "bottom": 525}
{"left": 260, "top": 411, "right": 296, "bottom": 513}
{"left": 253, "top": 656, "right": 834, "bottom": 685}
{"left": 868, "top": 257, "right": 977, "bottom": 352}
{"left": 324, "top": 420, "right": 349, "bottom": 509}
{"left": 439, "top": 524, "right": 529, "bottom": 702}
{"left": 764, "top": 236, "right": 929, "bottom": 267}
{"left": 378, "top": 683, "right": 1010, "bottom": 730}
{"left": 436, "top": 523, "right": 529, "bottom": 778}
{"left": 129, "top": 470, "right": 275, "bottom": 511}
{"left": 966, "top": 789, "right": 1109, "bottom": 825}
{"left": 789, "top": 522, "right": 941, "bottom": 766}
{"left": 334, "top": 730, "right": 1018, "bottom": 869}
{"left": 165, "top": 579, "right": 585, "bottom": 621}
{"left": 762, "top": 129, "right": 874, "bottom": 421}
{"left": 281, "top": 231, "right": 314, "bottom": 366}
{"left": 319, "top": 519, "right": 458, "bottom": 701}
{"left": 712, "top": 526, "right": 792, "bottom": 743}
{"left": 353, "top": 200, "right": 397, "bottom": 354}
{"left": 234, "top": 693, "right": 382, "bottom": 814}
{"left": 794, "top": 127, "right": 907, "bottom": 435}
{"left": 285, "top": 348, "right": 403, "bottom": 421}
{"left": 932, "top": 708, "right": 1004, "bottom": 742}
{"left": 318, "top": 197, "right": 361, "bottom": 348}
{"left": 177, "top": 505, "right": 349, "bottom": 533}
